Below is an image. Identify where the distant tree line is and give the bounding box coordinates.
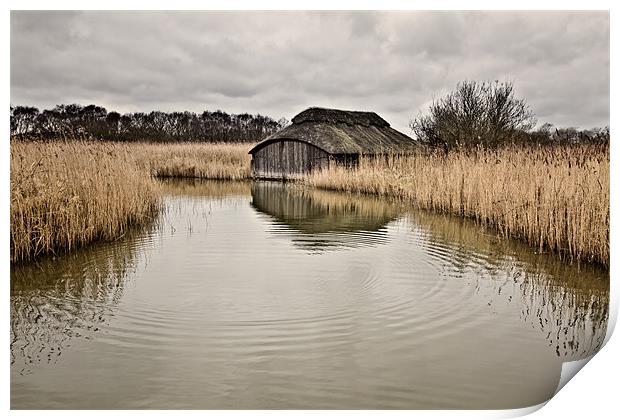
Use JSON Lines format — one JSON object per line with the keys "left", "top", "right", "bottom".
{"left": 526, "top": 123, "right": 610, "bottom": 146}
{"left": 10, "top": 104, "right": 289, "bottom": 142}
{"left": 410, "top": 80, "right": 609, "bottom": 150}
{"left": 11, "top": 81, "right": 609, "bottom": 148}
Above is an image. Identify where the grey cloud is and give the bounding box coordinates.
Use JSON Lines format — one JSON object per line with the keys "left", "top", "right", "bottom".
{"left": 10, "top": 10, "right": 609, "bottom": 132}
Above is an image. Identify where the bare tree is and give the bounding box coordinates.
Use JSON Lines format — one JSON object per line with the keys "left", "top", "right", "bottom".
{"left": 410, "top": 80, "right": 536, "bottom": 149}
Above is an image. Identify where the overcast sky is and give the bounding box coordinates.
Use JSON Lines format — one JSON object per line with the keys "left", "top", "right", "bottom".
{"left": 11, "top": 10, "right": 609, "bottom": 132}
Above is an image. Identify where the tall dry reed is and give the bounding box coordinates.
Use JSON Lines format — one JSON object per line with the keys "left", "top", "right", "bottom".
{"left": 11, "top": 141, "right": 160, "bottom": 262}
{"left": 305, "top": 144, "right": 609, "bottom": 266}
{"left": 132, "top": 142, "right": 253, "bottom": 180}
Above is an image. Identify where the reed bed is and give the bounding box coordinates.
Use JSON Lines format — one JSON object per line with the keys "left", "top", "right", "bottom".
{"left": 10, "top": 141, "right": 160, "bottom": 262}
{"left": 132, "top": 142, "right": 253, "bottom": 180}
{"left": 11, "top": 140, "right": 609, "bottom": 267}
{"left": 305, "top": 144, "right": 609, "bottom": 266}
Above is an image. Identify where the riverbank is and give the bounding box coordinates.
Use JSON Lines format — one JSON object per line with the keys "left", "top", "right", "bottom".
{"left": 10, "top": 141, "right": 253, "bottom": 262}
{"left": 305, "top": 144, "right": 609, "bottom": 266}
{"left": 135, "top": 142, "right": 252, "bottom": 180}
{"left": 10, "top": 141, "right": 609, "bottom": 266}
{"left": 10, "top": 141, "right": 160, "bottom": 262}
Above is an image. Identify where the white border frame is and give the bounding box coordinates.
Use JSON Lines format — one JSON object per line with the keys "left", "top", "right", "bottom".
{"left": 3, "top": 2, "right": 615, "bottom": 419}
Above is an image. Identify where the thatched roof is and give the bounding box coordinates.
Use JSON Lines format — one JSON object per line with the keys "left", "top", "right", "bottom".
{"left": 249, "top": 107, "right": 418, "bottom": 155}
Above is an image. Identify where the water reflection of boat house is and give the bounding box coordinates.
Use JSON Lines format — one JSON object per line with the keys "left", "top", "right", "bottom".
{"left": 250, "top": 182, "right": 401, "bottom": 251}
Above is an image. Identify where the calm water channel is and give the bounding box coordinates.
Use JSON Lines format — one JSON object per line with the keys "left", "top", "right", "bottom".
{"left": 11, "top": 180, "right": 609, "bottom": 409}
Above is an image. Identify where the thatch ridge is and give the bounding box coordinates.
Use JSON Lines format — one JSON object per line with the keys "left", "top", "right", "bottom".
{"left": 249, "top": 107, "right": 419, "bottom": 155}
{"left": 291, "top": 107, "right": 389, "bottom": 127}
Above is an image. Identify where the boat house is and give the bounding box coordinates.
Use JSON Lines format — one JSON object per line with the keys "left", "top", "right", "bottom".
{"left": 248, "top": 107, "right": 418, "bottom": 179}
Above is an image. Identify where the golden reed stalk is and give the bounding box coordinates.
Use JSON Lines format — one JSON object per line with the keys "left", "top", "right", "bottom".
{"left": 10, "top": 141, "right": 253, "bottom": 262}
{"left": 305, "top": 144, "right": 609, "bottom": 266}
{"left": 134, "top": 142, "right": 253, "bottom": 180}
{"left": 10, "top": 141, "right": 160, "bottom": 262}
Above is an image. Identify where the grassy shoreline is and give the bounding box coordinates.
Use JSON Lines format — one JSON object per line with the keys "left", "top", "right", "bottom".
{"left": 10, "top": 141, "right": 253, "bottom": 262}
{"left": 10, "top": 141, "right": 609, "bottom": 266}
{"left": 10, "top": 141, "right": 160, "bottom": 262}
{"left": 306, "top": 144, "right": 609, "bottom": 266}
{"left": 135, "top": 142, "right": 253, "bottom": 180}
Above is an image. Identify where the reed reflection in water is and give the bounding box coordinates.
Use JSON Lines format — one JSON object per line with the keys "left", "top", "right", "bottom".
{"left": 10, "top": 224, "right": 158, "bottom": 375}
{"left": 10, "top": 179, "right": 609, "bottom": 409}
{"left": 402, "top": 210, "right": 608, "bottom": 363}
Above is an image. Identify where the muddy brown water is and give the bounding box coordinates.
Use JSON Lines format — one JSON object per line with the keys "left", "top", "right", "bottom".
{"left": 10, "top": 180, "right": 609, "bottom": 409}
